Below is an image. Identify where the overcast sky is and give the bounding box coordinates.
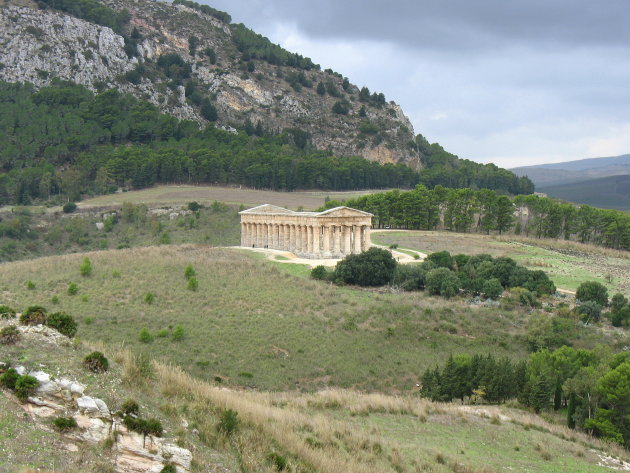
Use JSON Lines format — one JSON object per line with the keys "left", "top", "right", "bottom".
{"left": 202, "top": 0, "right": 630, "bottom": 168}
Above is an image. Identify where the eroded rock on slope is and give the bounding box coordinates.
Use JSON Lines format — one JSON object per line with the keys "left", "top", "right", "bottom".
{"left": 0, "top": 0, "right": 420, "bottom": 168}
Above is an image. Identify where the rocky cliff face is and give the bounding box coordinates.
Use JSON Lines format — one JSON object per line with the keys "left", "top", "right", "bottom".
{"left": 0, "top": 0, "right": 420, "bottom": 169}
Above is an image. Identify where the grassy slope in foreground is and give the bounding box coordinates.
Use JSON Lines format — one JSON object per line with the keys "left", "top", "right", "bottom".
{"left": 0, "top": 246, "right": 623, "bottom": 392}
{"left": 1, "top": 331, "right": 628, "bottom": 473}
{"left": 373, "top": 230, "right": 630, "bottom": 295}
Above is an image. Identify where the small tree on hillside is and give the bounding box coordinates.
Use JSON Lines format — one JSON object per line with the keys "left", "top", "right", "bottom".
{"left": 576, "top": 281, "right": 608, "bottom": 306}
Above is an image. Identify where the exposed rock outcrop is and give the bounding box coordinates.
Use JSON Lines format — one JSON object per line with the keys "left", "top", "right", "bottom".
{"left": 0, "top": 0, "right": 420, "bottom": 168}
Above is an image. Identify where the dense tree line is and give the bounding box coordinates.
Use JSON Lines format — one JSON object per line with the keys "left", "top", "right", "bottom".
{"left": 415, "top": 136, "right": 534, "bottom": 195}
{"left": 172, "top": 0, "right": 232, "bottom": 24}
{"left": 0, "top": 82, "right": 417, "bottom": 204}
{"left": 325, "top": 186, "right": 630, "bottom": 251}
{"left": 422, "top": 347, "right": 630, "bottom": 448}
{"left": 0, "top": 81, "right": 533, "bottom": 205}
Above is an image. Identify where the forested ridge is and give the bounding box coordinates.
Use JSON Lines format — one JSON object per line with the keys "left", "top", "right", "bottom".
{"left": 323, "top": 186, "right": 630, "bottom": 251}
{"left": 0, "top": 81, "right": 532, "bottom": 205}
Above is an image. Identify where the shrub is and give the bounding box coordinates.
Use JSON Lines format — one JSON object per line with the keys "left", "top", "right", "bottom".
{"left": 26, "top": 280, "right": 36, "bottom": 290}
{"left": 310, "top": 265, "right": 329, "bottom": 280}
{"left": 392, "top": 264, "right": 425, "bottom": 291}
{"left": 425, "top": 268, "right": 460, "bottom": 298}
{"left": 217, "top": 409, "right": 239, "bottom": 435}
{"left": 482, "top": 278, "right": 503, "bottom": 299}
{"left": 144, "top": 292, "right": 154, "bottom": 304}
{"left": 0, "top": 368, "right": 20, "bottom": 390}
{"left": 576, "top": 281, "right": 608, "bottom": 306}
{"left": 20, "top": 306, "right": 47, "bottom": 326}
{"left": 121, "top": 399, "right": 140, "bottom": 416}
{"left": 184, "top": 264, "right": 196, "bottom": 280}
{"left": 139, "top": 328, "right": 153, "bottom": 343}
{"left": 46, "top": 312, "right": 77, "bottom": 338}
{"left": 67, "top": 282, "right": 79, "bottom": 295}
{"left": 161, "top": 464, "right": 177, "bottom": 473}
{"left": 63, "top": 202, "right": 77, "bottom": 213}
{"left": 172, "top": 324, "right": 184, "bottom": 341}
{"left": 334, "top": 247, "right": 397, "bottom": 287}
{"left": 123, "top": 416, "right": 163, "bottom": 437}
{"left": 157, "top": 328, "right": 169, "bottom": 337}
{"left": 80, "top": 257, "right": 92, "bottom": 277}
{"left": 267, "top": 452, "right": 288, "bottom": 471}
{"left": 53, "top": 416, "right": 78, "bottom": 432}
{"left": 332, "top": 100, "right": 350, "bottom": 115}
{"left": 51, "top": 295, "right": 59, "bottom": 304}
{"left": 611, "top": 293, "right": 628, "bottom": 312}
{"left": 187, "top": 201, "right": 201, "bottom": 211}
{"left": 576, "top": 301, "right": 602, "bottom": 324}
{"left": 15, "top": 375, "right": 39, "bottom": 400}
{"left": 187, "top": 277, "right": 198, "bottom": 291}
{"left": 426, "top": 251, "right": 454, "bottom": 269}
{"left": 611, "top": 306, "right": 630, "bottom": 327}
{"left": 0, "top": 305, "right": 16, "bottom": 319}
{"left": 453, "top": 254, "right": 470, "bottom": 269}
{"left": 83, "top": 351, "right": 109, "bottom": 373}
{"left": 0, "top": 325, "right": 20, "bottom": 345}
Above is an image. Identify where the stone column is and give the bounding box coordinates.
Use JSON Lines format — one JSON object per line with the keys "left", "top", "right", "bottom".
{"left": 352, "top": 225, "right": 361, "bottom": 253}
{"left": 312, "top": 225, "right": 321, "bottom": 257}
{"left": 253, "top": 223, "right": 260, "bottom": 247}
{"left": 263, "top": 224, "right": 269, "bottom": 248}
{"left": 273, "top": 224, "right": 279, "bottom": 249}
{"left": 343, "top": 225, "right": 352, "bottom": 255}
{"left": 363, "top": 225, "right": 371, "bottom": 251}
{"left": 282, "top": 224, "right": 289, "bottom": 251}
{"left": 308, "top": 226, "right": 313, "bottom": 253}
{"left": 322, "top": 225, "right": 331, "bottom": 257}
{"left": 294, "top": 225, "right": 301, "bottom": 253}
{"left": 289, "top": 224, "right": 295, "bottom": 252}
{"left": 333, "top": 226, "right": 341, "bottom": 256}
{"left": 240, "top": 223, "right": 246, "bottom": 247}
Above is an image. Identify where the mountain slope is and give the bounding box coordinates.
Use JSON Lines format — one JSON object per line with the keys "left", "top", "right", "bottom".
{"left": 539, "top": 174, "right": 630, "bottom": 211}
{"left": 0, "top": 0, "right": 419, "bottom": 168}
{"left": 511, "top": 154, "right": 630, "bottom": 187}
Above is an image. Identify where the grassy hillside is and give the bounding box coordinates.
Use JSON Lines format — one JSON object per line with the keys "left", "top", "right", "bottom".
{"left": 0, "top": 246, "right": 623, "bottom": 393}
{"left": 539, "top": 174, "right": 630, "bottom": 210}
{"left": 372, "top": 230, "right": 630, "bottom": 295}
{"left": 2, "top": 324, "right": 629, "bottom": 473}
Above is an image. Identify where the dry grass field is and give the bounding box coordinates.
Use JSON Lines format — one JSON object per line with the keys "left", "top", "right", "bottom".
{"left": 2, "top": 334, "right": 628, "bottom": 473}
{"left": 78, "top": 185, "right": 385, "bottom": 210}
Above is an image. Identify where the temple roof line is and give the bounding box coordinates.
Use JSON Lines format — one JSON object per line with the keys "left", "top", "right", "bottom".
{"left": 239, "top": 204, "right": 373, "bottom": 218}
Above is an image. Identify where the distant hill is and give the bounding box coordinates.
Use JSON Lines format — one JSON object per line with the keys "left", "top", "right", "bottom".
{"left": 511, "top": 154, "right": 630, "bottom": 187}
{"left": 539, "top": 174, "right": 630, "bottom": 210}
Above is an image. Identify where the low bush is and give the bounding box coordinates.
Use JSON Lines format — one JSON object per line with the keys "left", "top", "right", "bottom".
{"left": 46, "top": 312, "right": 77, "bottom": 338}
{"left": 483, "top": 278, "right": 503, "bottom": 299}
{"left": 217, "top": 409, "right": 239, "bottom": 435}
{"left": 123, "top": 415, "right": 163, "bottom": 437}
{"left": 426, "top": 250, "right": 454, "bottom": 269}
{"left": 0, "top": 368, "right": 20, "bottom": 389}
{"left": 0, "top": 305, "right": 16, "bottom": 319}
{"left": 62, "top": 202, "right": 77, "bottom": 213}
{"left": 310, "top": 265, "right": 329, "bottom": 280}
{"left": 53, "top": 416, "right": 78, "bottom": 432}
{"left": 392, "top": 264, "right": 425, "bottom": 291}
{"left": 267, "top": 452, "right": 288, "bottom": 471}
{"left": 0, "top": 325, "right": 20, "bottom": 345}
{"left": 576, "top": 301, "right": 602, "bottom": 324}
{"left": 121, "top": 399, "right": 140, "bottom": 416}
{"left": 187, "top": 277, "right": 198, "bottom": 291}
{"left": 184, "top": 264, "right": 196, "bottom": 280}
{"left": 425, "top": 268, "right": 460, "bottom": 298}
{"left": 80, "top": 257, "right": 93, "bottom": 277}
{"left": 20, "top": 306, "right": 47, "bottom": 325}
{"left": 67, "top": 282, "right": 79, "bottom": 295}
{"left": 139, "top": 328, "right": 153, "bottom": 343}
{"left": 15, "top": 374, "right": 39, "bottom": 400}
{"left": 160, "top": 464, "right": 177, "bottom": 473}
{"left": 172, "top": 324, "right": 184, "bottom": 341}
{"left": 83, "top": 351, "right": 109, "bottom": 373}
{"left": 187, "top": 201, "right": 201, "bottom": 211}
{"left": 144, "top": 292, "right": 154, "bottom": 304}
{"left": 26, "top": 280, "right": 36, "bottom": 290}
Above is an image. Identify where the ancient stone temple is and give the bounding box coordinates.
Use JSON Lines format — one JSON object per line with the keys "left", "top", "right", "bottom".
{"left": 239, "top": 204, "right": 373, "bottom": 258}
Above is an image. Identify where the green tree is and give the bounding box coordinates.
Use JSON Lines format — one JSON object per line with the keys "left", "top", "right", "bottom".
{"left": 334, "top": 247, "right": 397, "bottom": 287}
{"left": 80, "top": 257, "right": 92, "bottom": 277}
{"left": 316, "top": 81, "right": 326, "bottom": 95}
{"left": 576, "top": 281, "right": 608, "bottom": 306}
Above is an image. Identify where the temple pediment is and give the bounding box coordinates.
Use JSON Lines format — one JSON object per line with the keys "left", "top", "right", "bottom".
{"left": 239, "top": 204, "right": 296, "bottom": 215}
{"left": 317, "top": 206, "right": 373, "bottom": 218}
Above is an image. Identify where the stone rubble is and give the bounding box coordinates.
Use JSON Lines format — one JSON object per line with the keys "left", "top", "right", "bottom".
{"left": 2, "top": 363, "right": 192, "bottom": 473}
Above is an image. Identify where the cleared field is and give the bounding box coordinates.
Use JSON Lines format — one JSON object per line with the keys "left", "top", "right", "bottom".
{"left": 0, "top": 246, "right": 622, "bottom": 393}
{"left": 79, "top": 185, "right": 385, "bottom": 210}
{"left": 373, "top": 230, "right": 630, "bottom": 295}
